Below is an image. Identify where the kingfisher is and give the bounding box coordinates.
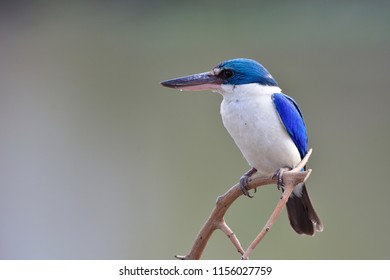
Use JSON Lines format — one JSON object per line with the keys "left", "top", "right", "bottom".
{"left": 161, "top": 58, "right": 323, "bottom": 235}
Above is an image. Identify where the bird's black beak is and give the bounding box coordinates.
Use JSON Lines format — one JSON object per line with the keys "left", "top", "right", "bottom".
{"left": 160, "top": 71, "right": 223, "bottom": 91}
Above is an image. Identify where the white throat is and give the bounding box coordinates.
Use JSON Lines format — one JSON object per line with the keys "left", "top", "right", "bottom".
{"left": 216, "top": 83, "right": 282, "bottom": 99}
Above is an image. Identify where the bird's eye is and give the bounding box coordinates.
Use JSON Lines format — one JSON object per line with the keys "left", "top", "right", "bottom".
{"left": 219, "top": 69, "right": 234, "bottom": 79}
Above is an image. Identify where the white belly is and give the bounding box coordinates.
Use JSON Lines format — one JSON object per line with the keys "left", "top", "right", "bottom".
{"left": 219, "top": 84, "right": 301, "bottom": 176}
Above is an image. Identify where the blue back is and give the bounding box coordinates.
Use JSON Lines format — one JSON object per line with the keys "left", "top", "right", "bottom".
{"left": 272, "top": 93, "right": 308, "bottom": 158}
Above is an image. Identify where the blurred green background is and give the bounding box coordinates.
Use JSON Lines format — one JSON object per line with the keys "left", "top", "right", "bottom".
{"left": 1, "top": 0, "right": 389, "bottom": 259}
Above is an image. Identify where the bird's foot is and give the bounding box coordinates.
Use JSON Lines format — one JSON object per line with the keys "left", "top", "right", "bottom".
{"left": 273, "top": 167, "right": 291, "bottom": 191}
{"left": 239, "top": 167, "right": 257, "bottom": 198}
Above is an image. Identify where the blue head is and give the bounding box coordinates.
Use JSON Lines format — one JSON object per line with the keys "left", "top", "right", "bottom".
{"left": 214, "top": 58, "right": 278, "bottom": 86}
{"left": 161, "top": 58, "right": 278, "bottom": 91}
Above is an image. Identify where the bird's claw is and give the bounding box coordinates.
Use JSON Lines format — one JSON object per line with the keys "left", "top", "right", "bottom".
{"left": 239, "top": 167, "right": 257, "bottom": 198}
{"left": 273, "top": 167, "right": 290, "bottom": 191}
{"left": 239, "top": 175, "right": 253, "bottom": 198}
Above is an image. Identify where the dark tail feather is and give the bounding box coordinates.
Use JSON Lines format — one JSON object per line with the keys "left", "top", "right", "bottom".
{"left": 286, "top": 184, "right": 323, "bottom": 235}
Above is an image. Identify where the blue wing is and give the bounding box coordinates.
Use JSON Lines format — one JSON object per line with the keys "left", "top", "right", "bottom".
{"left": 272, "top": 93, "right": 308, "bottom": 158}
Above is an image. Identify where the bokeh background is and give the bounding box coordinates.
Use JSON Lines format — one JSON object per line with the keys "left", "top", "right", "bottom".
{"left": 1, "top": 0, "right": 389, "bottom": 259}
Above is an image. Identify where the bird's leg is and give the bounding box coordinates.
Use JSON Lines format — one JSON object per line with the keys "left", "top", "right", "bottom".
{"left": 273, "top": 167, "right": 291, "bottom": 191}
{"left": 239, "top": 167, "right": 257, "bottom": 198}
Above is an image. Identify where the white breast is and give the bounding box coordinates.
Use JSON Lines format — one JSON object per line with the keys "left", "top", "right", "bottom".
{"left": 219, "top": 84, "right": 301, "bottom": 176}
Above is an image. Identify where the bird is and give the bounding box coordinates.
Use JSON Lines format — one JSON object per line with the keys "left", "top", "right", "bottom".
{"left": 160, "top": 58, "right": 323, "bottom": 236}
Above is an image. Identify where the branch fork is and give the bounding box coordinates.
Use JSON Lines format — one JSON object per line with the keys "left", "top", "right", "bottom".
{"left": 175, "top": 149, "right": 313, "bottom": 260}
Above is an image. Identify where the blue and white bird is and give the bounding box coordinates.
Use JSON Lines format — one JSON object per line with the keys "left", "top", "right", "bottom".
{"left": 161, "top": 58, "right": 323, "bottom": 235}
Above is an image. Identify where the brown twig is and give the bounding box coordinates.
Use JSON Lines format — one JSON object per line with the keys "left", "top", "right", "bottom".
{"left": 176, "top": 149, "right": 313, "bottom": 260}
